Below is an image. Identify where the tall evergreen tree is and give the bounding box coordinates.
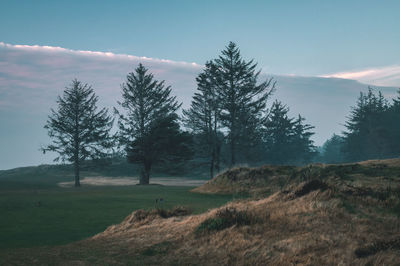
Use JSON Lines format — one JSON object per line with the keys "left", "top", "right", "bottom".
{"left": 387, "top": 89, "right": 400, "bottom": 156}
{"left": 213, "top": 42, "right": 275, "bottom": 166}
{"left": 43, "top": 79, "right": 114, "bottom": 187}
{"left": 342, "top": 88, "right": 390, "bottom": 161}
{"left": 263, "top": 101, "right": 295, "bottom": 164}
{"left": 116, "top": 64, "right": 192, "bottom": 184}
{"left": 291, "top": 114, "right": 317, "bottom": 164}
{"left": 183, "top": 61, "right": 222, "bottom": 178}
{"left": 263, "top": 101, "right": 316, "bottom": 165}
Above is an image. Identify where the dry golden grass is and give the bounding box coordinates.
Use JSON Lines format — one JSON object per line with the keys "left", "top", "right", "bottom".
{"left": 2, "top": 159, "right": 400, "bottom": 265}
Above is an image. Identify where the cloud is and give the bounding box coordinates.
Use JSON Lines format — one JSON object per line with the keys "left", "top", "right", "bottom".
{"left": 0, "top": 42, "right": 202, "bottom": 113}
{"left": 322, "top": 65, "right": 400, "bottom": 87}
{"left": 0, "top": 42, "right": 202, "bottom": 68}
{"left": 0, "top": 42, "right": 205, "bottom": 169}
{"left": 0, "top": 42, "right": 399, "bottom": 169}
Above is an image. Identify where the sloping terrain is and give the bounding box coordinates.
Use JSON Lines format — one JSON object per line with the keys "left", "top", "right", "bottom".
{"left": 193, "top": 160, "right": 400, "bottom": 197}
{"left": 1, "top": 160, "right": 400, "bottom": 265}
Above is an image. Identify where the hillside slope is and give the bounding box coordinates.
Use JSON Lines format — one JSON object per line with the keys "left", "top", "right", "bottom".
{"left": 193, "top": 159, "right": 400, "bottom": 197}
{"left": 1, "top": 159, "right": 400, "bottom": 265}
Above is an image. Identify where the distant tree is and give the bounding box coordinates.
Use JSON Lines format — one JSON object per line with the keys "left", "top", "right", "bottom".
{"left": 213, "top": 42, "right": 275, "bottom": 166}
{"left": 263, "top": 101, "right": 316, "bottom": 165}
{"left": 115, "top": 64, "right": 192, "bottom": 185}
{"left": 43, "top": 79, "right": 114, "bottom": 187}
{"left": 291, "top": 114, "right": 317, "bottom": 164}
{"left": 342, "top": 88, "right": 390, "bottom": 161}
{"left": 321, "top": 134, "right": 345, "bottom": 164}
{"left": 387, "top": 89, "right": 400, "bottom": 156}
{"left": 263, "top": 101, "right": 295, "bottom": 164}
{"left": 393, "top": 89, "right": 400, "bottom": 108}
{"left": 183, "top": 61, "right": 222, "bottom": 178}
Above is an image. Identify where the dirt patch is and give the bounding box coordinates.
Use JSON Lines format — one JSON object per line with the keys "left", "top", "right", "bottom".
{"left": 58, "top": 177, "right": 206, "bottom": 187}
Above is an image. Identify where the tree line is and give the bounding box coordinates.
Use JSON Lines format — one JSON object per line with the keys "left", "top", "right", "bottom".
{"left": 43, "top": 42, "right": 399, "bottom": 187}
{"left": 320, "top": 88, "right": 400, "bottom": 163}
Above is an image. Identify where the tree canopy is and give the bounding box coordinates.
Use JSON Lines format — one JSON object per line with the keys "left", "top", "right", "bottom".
{"left": 116, "top": 64, "right": 192, "bottom": 184}
{"left": 43, "top": 79, "right": 114, "bottom": 187}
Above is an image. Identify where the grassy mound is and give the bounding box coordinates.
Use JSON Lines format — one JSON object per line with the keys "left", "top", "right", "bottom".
{"left": 192, "top": 159, "right": 400, "bottom": 198}
{"left": 2, "top": 159, "right": 400, "bottom": 265}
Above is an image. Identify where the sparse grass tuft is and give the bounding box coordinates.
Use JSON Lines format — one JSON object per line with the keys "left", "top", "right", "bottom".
{"left": 141, "top": 241, "right": 172, "bottom": 256}
{"left": 355, "top": 237, "right": 400, "bottom": 258}
{"left": 195, "top": 207, "right": 255, "bottom": 235}
{"left": 155, "top": 206, "right": 192, "bottom": 218}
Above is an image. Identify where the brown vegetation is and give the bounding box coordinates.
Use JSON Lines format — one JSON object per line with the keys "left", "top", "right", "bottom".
{"left": 2, "top": 159, "right": 400, "bottom": 265}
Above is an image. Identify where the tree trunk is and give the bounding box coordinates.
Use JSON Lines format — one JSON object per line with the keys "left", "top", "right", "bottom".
{"left": 213, "top": 114, "right": 221, "bottom": 174}
{"left": 230, "top": 135, "right": 236, "bottom": 167}
{"left": 210, "top": 150, "right": 215, "bottom": 179}
{"left": 215, "top": 141, "right": 221, "bottom": 173}
{"left": 139, "top": 161, "right": 151, "bottom": 185}
{"left": 74, "top": 160, "right": 80, "bottom": 187}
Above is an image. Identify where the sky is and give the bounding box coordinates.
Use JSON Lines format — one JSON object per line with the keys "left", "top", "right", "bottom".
{"left": 1, "top": 0, "right": 399, "bottom": 76}
{"left": 0, "top": 0, "right": 399, "bottom": 169}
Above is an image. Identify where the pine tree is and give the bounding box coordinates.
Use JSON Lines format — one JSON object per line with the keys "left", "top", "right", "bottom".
{"left": 263, "top": 101, "right": 295, "bottom": 164}
{"left": 388, "top": 89, "right": 400, "bottom": 156}
{"left": 183, "top": 61, "right": 222, "bottom": 178}
{"left": 43, "top": 79, "right": 114, "bottom": 187}
{"left": 116, "top": 64, "right": 192, "bottom": 184}
{"left": 213, "top": 42, "right": 275, "bottom": 166}
{"left": 291, "top": 114, "right": 316, "bottom": 164}
{"left": 321, "top": 134, "right": 345, "bottom": 164}
{"left": 263, "top": 101, "right": 316, "bottom": 165}
{"left": 343, "top": 88, "right": 390, "bottom": 161}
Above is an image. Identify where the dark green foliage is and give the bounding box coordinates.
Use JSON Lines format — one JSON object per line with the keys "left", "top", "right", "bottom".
{"left": 183, "top": 62, "right": 223, "bottom": 178}
{"left": 116, "top": 64, "right": 192, "bottom": 184}
{"left": 42, "top": 79, "right": 114, "bottom": 187}
{"left": 342, "top": 88, "right": 396, "bottom": 161}
{"left": 211, "top": 42, "right": 275, "bottom": 166}
{"left": 185, "top": 42, "right": 321, "bottom": 168}
{"left": 263, "top": 101, "right": 316, "bottom": 165}
{"left": 387, "top": 89, "right": 400, "bottom": 155}
{"left": 319, "top": 88, "right": 400, "bottom": 163}
{"left": 195, "top": 207, "right": 252, "bottom": 235}
{"left": 321, "top": 134, "right": 345, "bottom": 164}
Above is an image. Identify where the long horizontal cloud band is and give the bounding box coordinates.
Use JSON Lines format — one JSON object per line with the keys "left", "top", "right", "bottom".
{"left": 322, "top": 65, "right": 400, "bottom": 87}
{"left": 0, "top": 42, "right": 398, "bottom": 169}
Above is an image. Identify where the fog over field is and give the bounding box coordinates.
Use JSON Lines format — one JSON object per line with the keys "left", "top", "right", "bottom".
{"left": 0, "top": 42, "right": 398, "bottom": 169}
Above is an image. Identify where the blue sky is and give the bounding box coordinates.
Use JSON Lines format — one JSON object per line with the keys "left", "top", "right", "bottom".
{"left": 0, "top": 1, "right": 399, "bottom": 169}
{"left": 1, "top": 0, "right": 399, "bottom": 76}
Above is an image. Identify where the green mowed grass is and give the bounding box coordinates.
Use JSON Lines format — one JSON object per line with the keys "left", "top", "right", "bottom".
{"left": 0, "top": 184, "right": 233, "bottom": 250}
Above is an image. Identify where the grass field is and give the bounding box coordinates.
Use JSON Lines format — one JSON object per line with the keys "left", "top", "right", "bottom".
{"left": 0, "top": 165, "right": 234, "bottom": 250}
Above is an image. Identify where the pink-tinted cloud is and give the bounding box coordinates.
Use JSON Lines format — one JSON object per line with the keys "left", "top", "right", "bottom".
{"left": 322, "top": 65, "right": 400, "bottom": 87}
